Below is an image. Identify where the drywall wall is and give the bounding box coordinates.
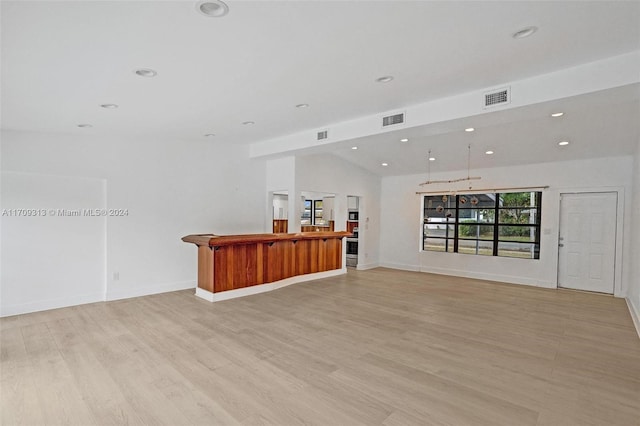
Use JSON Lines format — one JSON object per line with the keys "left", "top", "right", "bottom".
{"left": 380, "top": 156, "right": 634, "bottom": 296}
{"left": 1, "top": 172, "right": 106, "bottom": 316}
{"left": 323, "top": 196, "right": 335, "bottom": 222}
{"left": 272, "top": 194, "right": 289, "bottom": 220}
{"left": 266, "top": 156, "right": 297, "bottom": 232}
{"left": 1, "top": 129, "right": 266, "bottom": 315}
{"left": 628, "top": 139, "right": 640, "bottom": 333}
{"left": 294, "top": 153, "right": 381, "bottom": 269}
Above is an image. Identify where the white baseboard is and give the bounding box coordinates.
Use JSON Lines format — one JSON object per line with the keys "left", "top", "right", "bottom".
{"left": 378, "top": 262, "right": 556, "bottom": 289}
{"left": 356, "top": 262, "right": 379, "bottom": 271}
{"left": 0, "top": 291, "right": 104, "bottom": 318}
{"left": 195, "top": 268, "right": 347, "bottom": 302}
{"left": 378, "top": 261, "right": 421, "bottom": 272}
{"left": 418, "top": 264, "right": 557, "bottom": 289}
{"left": 107, "top": 280, "right": 195, "bottom": 301}
{"left": 626, "top": 297, "right": 640, "bottom": 339}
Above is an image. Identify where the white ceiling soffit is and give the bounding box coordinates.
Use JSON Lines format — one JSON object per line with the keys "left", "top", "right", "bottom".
{"left": 331, "top": 83, "right": 640, "bottom": 176}
{"left": 249, "top": 52, "right": 640, "bottom": 159}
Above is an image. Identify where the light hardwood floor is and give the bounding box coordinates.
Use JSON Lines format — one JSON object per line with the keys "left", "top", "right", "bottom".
{"left": 2, "top": 268, "right": 639, "bottom": 425}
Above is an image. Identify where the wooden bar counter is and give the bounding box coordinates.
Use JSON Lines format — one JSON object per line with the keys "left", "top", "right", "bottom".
{"left": 182, "top": 231, "right": 350, "bottom": 302}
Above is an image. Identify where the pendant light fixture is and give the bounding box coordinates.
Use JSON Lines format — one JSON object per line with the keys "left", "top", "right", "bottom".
{"left": 419, "top": 144, "right": 481, "bottom": 189}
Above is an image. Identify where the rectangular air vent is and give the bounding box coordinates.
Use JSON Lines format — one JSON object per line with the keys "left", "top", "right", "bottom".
{"left": 382, "top": 112, "right": 405, "bottom": 127}
{"left": 483, "top": 87, "right": 510, "bottom": 108}
{"left": 317, "top": 130, "right": 328, "bottom": 140}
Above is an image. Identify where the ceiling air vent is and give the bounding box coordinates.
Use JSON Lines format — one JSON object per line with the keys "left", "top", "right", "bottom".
{"left": 483, "top": 87, "right": 510, "bottom": 108}
{"left": 382, "top": 112, "right": 405, "bottom": 127}
{"left": 317, "top": 130, "right": 328, "bottom": 140}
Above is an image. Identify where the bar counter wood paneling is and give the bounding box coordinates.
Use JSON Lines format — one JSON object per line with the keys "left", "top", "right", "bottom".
{"left": 300, "top": 221, "right": 334, "bottom": 233}
{"left": 182, "top": 231, "right": 350, "bottom": 301}
{"left": 272, "top": 219, "right": 288, "bottom": 233}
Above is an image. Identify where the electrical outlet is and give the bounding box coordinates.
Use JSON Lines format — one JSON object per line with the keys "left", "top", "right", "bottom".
{"left": 113, "top": 272, "right": 120, "bottom": 281}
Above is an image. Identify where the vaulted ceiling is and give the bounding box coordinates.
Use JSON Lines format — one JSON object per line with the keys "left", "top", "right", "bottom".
{"left": 2, "top": 1, "right": 639, "bottom": 176}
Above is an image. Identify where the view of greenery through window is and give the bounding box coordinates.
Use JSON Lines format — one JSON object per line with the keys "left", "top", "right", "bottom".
{"left": 423, "top": 191, "right": 542, "bottom": 259}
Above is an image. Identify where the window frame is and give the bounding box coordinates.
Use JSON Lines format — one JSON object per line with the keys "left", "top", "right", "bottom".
{"left": 422, "top": 191, "right": 542, "bottom": 259}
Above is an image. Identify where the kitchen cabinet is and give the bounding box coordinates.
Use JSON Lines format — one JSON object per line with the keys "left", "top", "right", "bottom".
{"left": 346, "top": 196, "right": 359, "bottom": 267}
{"left": 348, "top": 196, "right": 359, "bottom": 210}
{"left": 273, "top": 219, "right": 288, "bottom": 233}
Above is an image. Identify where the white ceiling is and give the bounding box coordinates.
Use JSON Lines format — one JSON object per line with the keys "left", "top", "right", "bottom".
{"left": 328, "top": 84, "right": 640, "bottom": 176}
{"left": 2, "top": 1, "right": 639, "bottom": 175}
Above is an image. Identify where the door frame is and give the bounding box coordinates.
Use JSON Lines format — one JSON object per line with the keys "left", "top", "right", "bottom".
{"left": 556, "top": 187, "right": 625, "bottom": 297}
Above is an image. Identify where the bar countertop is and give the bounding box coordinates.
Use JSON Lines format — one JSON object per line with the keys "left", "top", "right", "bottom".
{"left": 182, "top": 231, "right": 352, "bottom": 248}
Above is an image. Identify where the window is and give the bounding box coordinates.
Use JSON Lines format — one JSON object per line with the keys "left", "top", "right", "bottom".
{"left": 423, "top": 191, "right": 542, "bottom": 259}
{"left": 314, "top": 200, "right": 325, "bottom": 225}
{"left": 302, "top": 199, "right": 326, "bottom": 225}
{"left": 302, "top": 200, "right": 312, "bottom": 225}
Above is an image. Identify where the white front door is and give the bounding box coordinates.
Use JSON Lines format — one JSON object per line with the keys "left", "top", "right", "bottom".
{"left": 558, "top": 192, "right": 617, "bottom": 294}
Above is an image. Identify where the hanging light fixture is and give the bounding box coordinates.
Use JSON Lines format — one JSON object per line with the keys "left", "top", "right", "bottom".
{"left": 419, "top": 144, "right": 481, "bottom": 188}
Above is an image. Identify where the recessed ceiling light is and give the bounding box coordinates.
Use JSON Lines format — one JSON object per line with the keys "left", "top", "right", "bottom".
{"left": 429, "top": 157, "right": 436, "bottom": 161}
{"left": 351, "top": 146, "right": 358, "bottom": 150}
{"left": 381, "top": 162, "right": 389, "bottom": 166}
{"left": 375, "top": 76, "right": 394, "bottom": 83}
{"left": 485, "top": 150, "right": 494, "bottom": 155}
{"left": 512, "top": 26, "right": 538, "bottom": 39}
{"left": 242, "top": 121, "right": 255, "bottom": 125}
{"left": 77, "top": 124, "right": 93, "bottom": 128}
{"left": 551, "top": 112, "right": 564, "bottom": 117}
{"left": 400, "top": 138, "right": 409, "bottom": 142}
{"left": 295, "top": 103, "right": 309, "bottom": 108}
{"left": 196, "top": 0, "right": 229, "bottom": 17}
{"left": 134, "top": 68, "right": 157, "bottom": 77}
{"left": 465, "top": 127, "right": 475, "bottom": 132}
{"left": 204, "top": 133, "right": 216, "bottom": 137}
{"left": 100, "top": 103, "right": 118, "bottom": 109}
{"left": 558, "top": 141, "right": 570, "bottom": 146}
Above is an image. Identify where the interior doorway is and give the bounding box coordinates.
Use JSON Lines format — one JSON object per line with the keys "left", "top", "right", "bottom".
{"left": 346, "top": 196, "right": 359, "bottom": 268}
{"left": 558, "top": 192, "right": 617, "bottom": 294}
{"left": 271, "top": 191, "right": 288, "bottom": 233}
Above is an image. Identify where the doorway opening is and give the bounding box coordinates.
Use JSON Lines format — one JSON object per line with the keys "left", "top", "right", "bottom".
{"left": 347, "top": 196, "right": 359, "bottom": 268}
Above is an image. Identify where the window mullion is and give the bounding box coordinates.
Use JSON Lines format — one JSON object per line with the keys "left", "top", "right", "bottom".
{"left": 493, "top": 193, "right": 499, "bottom": 256}
{"left": 454, "top": 195, "right": 459, "bottom": 253}
{"left": 535, "top": 193, "right": 542, "bottom": 259}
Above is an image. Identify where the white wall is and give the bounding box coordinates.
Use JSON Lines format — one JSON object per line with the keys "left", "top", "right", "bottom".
{"left": 272, "top": 194, "right": 288, "bottom": 220}
{"left": 1, "top": 129, "right": 266, "bottom": 315}
{"left": 628, "top": 139, "right": 640, "bottom": 333}
{"left": 294, "top": 154, "right": 381, "bottom": 269}
{"left": 380, "top": 156, "right": 635, "bottom": 296}
{"left": 323, "top": 196, "right": 335, "bottom": 222}
{"left": 265, "top": 156, "right": 297, "bottom": 232}
{"left": 1, "top": 172, "right": 106, "bottom": 316}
